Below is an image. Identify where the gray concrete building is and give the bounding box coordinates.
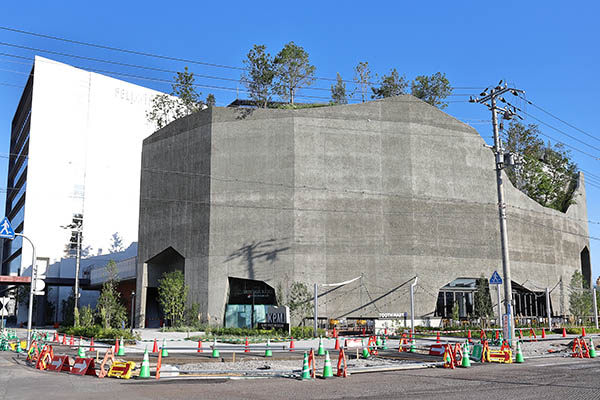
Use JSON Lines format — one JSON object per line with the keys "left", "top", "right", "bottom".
{"left": 135, "top": 96, "right": 590, "bottom": 328}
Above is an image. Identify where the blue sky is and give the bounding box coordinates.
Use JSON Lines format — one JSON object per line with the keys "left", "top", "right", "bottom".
{"left": 1, "top": 1, "right": 599, "bottom": 281}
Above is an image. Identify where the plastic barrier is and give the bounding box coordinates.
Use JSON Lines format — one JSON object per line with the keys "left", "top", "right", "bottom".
{"left": 337, "top": 348, "right": 348, "bottom": 377}
{"left": 71, "top": 357, "right": 98, "bottom": 376}
{"left": 107, "top": 361, "right": 136, "bottom": 379}
{"left": 47, "top": 355, "right": 71, "bottom": 372}
{"left": 429, "top": 344, "right": 445, "bottom": 356}
{"left": 98, "top": 349, "right": 115, "bottom": 379}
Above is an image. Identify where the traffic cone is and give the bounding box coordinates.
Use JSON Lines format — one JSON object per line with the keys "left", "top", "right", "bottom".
{"left": 515, "top": 341, "right": 525, "bottom": 363}
{"left": 139, "top": 348, "right": 151, "bottom": 378}
{"left": 376, "top": 336, "right": 382, "bottom": 347}
{"left": 382, "top": 336, "right": 388, "bottom": 350}
{"left": 289, "top": 337, "right": 295, "bottom": 352}
{"left": 317, "top": 337, "right": 325, "bottom": 356}
{"left": 361, "top": 342, "right": 370, "bottom": 359}
{"left": 436, "top": 331, "right": 440, "bottom": 344}
{"left": 117, "top": 337, "right": 125, "bottom": 356}
{"left": 197, "top": 339, "right": 203, "bottom": 353}
{"left": 69, "top": 335, "right": 74, "bottom": 346}
{"left": 334, "top": 337, "right": 340, "bottom": 350}
{"left": 77, "top": 345, "right": 85, "bottom": 358}
{"left": 15, "top": 341, "right": 22, "bottom": 353}
{"left": 152, "top": 338, "right": 158, "bottom": 353}
{"left": 467, "top": 330, "right": 472, "bottom": 343}
{"left": 332, "top": 327, "right": 337, "bottom": 338}
{"left": 62, "top": 334, "right": 67, "bottom": 345}
{"left": 114, "top": 338, "right": 120, "bottom": 354}
{"left": 464, "top": 340, "right": 471, "bottom": 357}
{"left": 461, "top": 343, "right": 471, "bottom": 368}
{"left": 582, "top": 327, "right": 586, "bottom": 337}
{"left": 562, "top": 327, "right": 567, "bottom": 338}
{"left": 53, "top": 332, "right": 58, "bottom": 343}
{"left": 541, "top": 328, "right": 546, "bottom": 339}
{"left": 161, "top": 339, "right": 169, "bottom": 357}
{"left": 264, "top": 338, "right": 272, "bottom": 357}
{"left": 211, "top": 338, "right": 220, "bottom": 358}
{"left": 245, "top": 337, "right": 250, "bottom": 353}
{"left": 589, "top": 338, "right": 597, "bottom": 358}
{"left": 301, "top": 352, "right": 311, "bottom": 380}
{"left": 89, "top": 337, "right": 95, "bottom": 352}
{"left": 322, "top": 351, "right": 333, "bottom": 378}
{"left": 410, "top": 338, "right": 416, "bottom": 353}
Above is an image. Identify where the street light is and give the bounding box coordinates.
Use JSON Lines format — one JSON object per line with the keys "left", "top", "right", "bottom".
{"left": 130, "top": 291, "right": 135, "bottom": 332}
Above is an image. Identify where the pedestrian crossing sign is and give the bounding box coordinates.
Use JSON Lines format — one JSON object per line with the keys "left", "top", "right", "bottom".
{"left": 0, "top": 217, "right": 14, "bottom": 239}
{"left": 489, "top": 271, "right": 503, "bottom": 285}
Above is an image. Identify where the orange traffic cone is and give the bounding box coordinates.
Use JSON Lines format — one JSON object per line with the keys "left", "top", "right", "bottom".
{"left": 495, "top": 330, "right": 499, "bottom": 340}
{"left": 288, "top": 337, "right": 295, "bottom": 352}
{"left": 582, "top": 327, "right": 587, "bottom": 337}
{"left": 152, "top": 338, "right": 159, "bottom": 353}
{"left": 467, "top": 330, "right": 472, "bottom": 343}
{"left": 245, "top": 337, "right": 250, "bottom": 353}
{"left": 69, "top": 335, "right": 74, "bottom": 346}
{"left": 436, "top": 331, "right": 440, "bottom": 344}
{"left": 197, "top": 339, "right": 203, "bottom": 353}
{"left": 332, "top": 327, "right": 337, "bottom": 338}
{"left": 62, "top": 334, "right": 67, "bottom": 345}
{"left": 541, "top": 328, "right": 546, "bottom": 339}
{"left": 114, "top": 338, "right": 120, "bottom": 354}
{"left": 89, "top": 337, "right": 95, "bottom": 352}
{"left": 562, "top": 327, "right": 567, "bottom": 338}
{"left": 334, "top": 337, "right": 340, "bottom": 350}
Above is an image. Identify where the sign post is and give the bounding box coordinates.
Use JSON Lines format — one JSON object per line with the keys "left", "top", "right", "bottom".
{"left": 489, "top": 271, "right": 503, "bottom": 332}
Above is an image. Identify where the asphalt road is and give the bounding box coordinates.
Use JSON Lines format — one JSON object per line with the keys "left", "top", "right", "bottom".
{"left": 1, "top": 351, "right": 599, "bottom": 400}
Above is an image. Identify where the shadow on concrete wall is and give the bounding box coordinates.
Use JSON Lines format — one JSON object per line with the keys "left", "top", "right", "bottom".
{"left": 223, "top": 238, "right": 290, "bottom": 280}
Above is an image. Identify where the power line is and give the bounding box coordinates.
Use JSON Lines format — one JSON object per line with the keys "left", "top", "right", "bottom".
{"left": 0, "top": 25, "right": 483, "bottom": 89}
{"left": 518, "top": 95, "right": 600, "bottom": 144}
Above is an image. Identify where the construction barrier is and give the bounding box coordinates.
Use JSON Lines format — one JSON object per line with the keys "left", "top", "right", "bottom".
{"left": 71, "top": 357, "right": 98, "bottom": 376}
{"left": 47, "top": 355, "right": 71, "bottom": 372}
{"left": 429, "top": 344, "right": 445, "bottom": 356}
{"left": 107, "top": 361, "right": 136, "bottom": 379}
{"left": 336, "top": 348, "right": 348, "bottom": 377}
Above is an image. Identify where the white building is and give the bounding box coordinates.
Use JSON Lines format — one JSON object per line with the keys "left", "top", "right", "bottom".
{"left": 3, "top": 56, "right": 164, "bottom": 323}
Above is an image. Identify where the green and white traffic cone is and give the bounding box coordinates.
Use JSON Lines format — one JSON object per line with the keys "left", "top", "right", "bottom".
{"left": 322, "top": 351, "right": 333, "bottom": 378}
{"left": 515, "top": 341, "right": 525, "bottom": 363}
{"left": 376, "top": 336, "right": 382, "bottom": 347}
{"left": 361, "top": 339, "right": 370, "bottom": 359}
{"left": 464, "top": 340, "right": 470, "bottom": 358}
{"left": 382, "top": 336, "right": 388, "bottom": 350}
{"left": 301, "top": 352, "right": 311, "bottom": 380}
{"left": 161, "top": 339, "right": 169, "bottom": 358}
{"left": 589, "top": 338, "right": 597, "bottom": 358}
{"left": 212, "top": 338, "right": 220, "bottom": 358}
{"left": 117, "top": 337, "right": 125, "bottom": 356}
{"left": 317, "top": 336, "right": 325, "bottom": 356}
{"left": 461, "top": 343, "right": 471, "bottom": 368}
{"left": 15, "top": 341, "right": 22, "bottom": 353}
{"left": 77, "top": 345, "right": 86, "bottom": 358}
{"left": 139, "top": 348, "right": 151, "bottom": 378}
{"left": 410, "top": 338, "right": 416, "bottom": 353}
{"left": 264, "top": 338, "right": 273, "bottom": 357}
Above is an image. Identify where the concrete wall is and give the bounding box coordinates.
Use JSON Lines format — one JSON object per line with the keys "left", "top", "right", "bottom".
{"left": 136, "top": 96, "right": 590, "bottom": 326}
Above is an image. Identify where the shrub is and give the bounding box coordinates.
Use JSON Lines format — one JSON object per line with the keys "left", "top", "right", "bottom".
{"left": 58, "top": 325, "right": 139, "bottom": 341}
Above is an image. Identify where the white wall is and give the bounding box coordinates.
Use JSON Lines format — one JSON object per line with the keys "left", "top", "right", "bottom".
{"left": 21, "top": 56, "right": 163, "bottom": 273}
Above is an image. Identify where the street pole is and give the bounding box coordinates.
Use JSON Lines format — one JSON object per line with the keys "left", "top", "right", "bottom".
{"left": 130, "top": 291, "right": 136, "bottom": 332}
{"left": 545, "top": 288, "right": 552, "bottom": 331}
{"left": 313, "top": 283, "right": 318, "bottom": 337}
{"left": 471, "top": 83, "right": 524, "bottom": 346}
{"left": 74, "top": 227, "right": 81, "bottom": 321}
{"left": 592, "top": 286, "right": 599, "bottom": 330}
{"left": 410, "top": 277, "right": 418, "bottom": 335}
{"left": 16, "top": 233, "right": 36, "bottom": 349}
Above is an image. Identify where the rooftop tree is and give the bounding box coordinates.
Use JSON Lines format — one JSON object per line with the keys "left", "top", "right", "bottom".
{"left": 273, "top": 41, "right": 316, "bottom": 104}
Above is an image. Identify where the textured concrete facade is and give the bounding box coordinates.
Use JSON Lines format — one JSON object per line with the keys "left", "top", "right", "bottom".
{"left": 136, "top": 96, "right": 590, "bottom": 327}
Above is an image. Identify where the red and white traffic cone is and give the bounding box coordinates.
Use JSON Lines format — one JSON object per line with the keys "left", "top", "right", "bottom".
{"left": 288, "top": 337, "right": 295, "bottom": 352}
{"left": 562, "top": 327, "right": 567, "bottom": 338}
{"left": 152, "top": 338, "right": 159, "bottom": 353}
{"left": 245, "top": 337, "right": 250, "bottom": 353}
{"left": 334, "top": 337, "right": 340, "bottom": 350}
{"left": 436, "top": 331, "right": 441, "bottom": 344}
{"left": 582, "top": 327, "right": 587, "bottom": 337}
{"left": 89, "top": 337, "right": 95, "bottom": 352}
{"left": 541, "top": 328, "right": 546, "bottom": 339}
{"left": 197, "top": 339, "right": 203, "bottom": 353}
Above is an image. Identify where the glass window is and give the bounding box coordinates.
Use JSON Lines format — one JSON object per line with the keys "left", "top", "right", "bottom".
{"left": 10, "top": 183, "right": 26, "bottom": 211}
{"left": 5, "top": 255, "right": 22, "bottom": 275}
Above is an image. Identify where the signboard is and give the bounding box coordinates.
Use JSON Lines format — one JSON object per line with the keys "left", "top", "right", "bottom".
{"left": 0, "top": 217, "right": 15, "bottom": 239}
{"left": 0, "top": 297, "right": 15, "bottom": 317}
{"left": 489, "top": 271, "right": 503, "bottom": 285}
{"left": 258, "top": 306, "right": 290, "bottom": 334}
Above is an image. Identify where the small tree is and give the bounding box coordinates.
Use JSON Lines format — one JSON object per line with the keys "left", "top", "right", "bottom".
{"left": 410, "top": 72, "right": 452, "bottom": 109}
{"left": 147, "top": 67, "right": 204, "bottom": 130}
{"left": 371, "top": 68, "right": 408, "bottom": 99}
{"left": 242, "top": 44, "right": 276, "bottom": 108}
{"left": 474, "top": 276, "right": 494, "bottom": 327}
{"left": 353, "top": 61, "right": 371, "bottom": 103}
{"left": 96, "top": 260, "right": 127, "bottom": 329}
{"left": 288, "top": 282, "right": 313, "bottom": 326}
{"left": 205, "top": 93, "right": 216, "bottom": 107}
{"left": 109, "top": 232, "right": 124, "bottom": 254}
{"left": 158, "top": 270, "right": 188, "bottom": 327}
{"left": 451, "top": 303, "right": 460, "bottom": 325}
{"left": 330, "top": 73, "right": 348, "bottom": 104}
{"left": 569, "top": 271, "right": 592, "bottom": 323}
{"left": 80, "top": 305, "right": 95, "bottom": 328}
{"left": 273, "top": 41, "right": 316, "bottom": 104}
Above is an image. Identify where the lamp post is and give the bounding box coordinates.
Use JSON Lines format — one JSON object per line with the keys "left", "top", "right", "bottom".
{"left": 130, "top": 290, "right": 135, "bottom": 332}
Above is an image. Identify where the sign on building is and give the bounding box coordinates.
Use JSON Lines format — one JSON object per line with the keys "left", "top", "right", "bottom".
{"left": 258, "top": 306, "right": 290, "bottom": 335}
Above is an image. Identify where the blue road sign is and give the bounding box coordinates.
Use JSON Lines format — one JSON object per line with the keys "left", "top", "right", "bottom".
{"left": 0, "top": 217, "right": 15, "bottom": 239}
{"left": 489, "top": 270, "right": 503, "bottom": 285}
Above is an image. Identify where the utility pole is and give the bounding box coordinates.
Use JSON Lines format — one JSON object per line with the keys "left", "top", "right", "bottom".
{"left": 470, "top": 82, "right": 524, "bottom": 345}
{"left": 16, "top": 233, "right": 37, "bottom": 349}
{"left": 62, "top": 213, "right": 83, "bottom": 325}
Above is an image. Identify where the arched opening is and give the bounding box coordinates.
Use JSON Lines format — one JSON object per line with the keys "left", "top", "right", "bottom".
{"left": 225, "top": 277, "right": 276, "bottom": 328}
{"left": 581, "top": 247, "right": 591, "bottom": 289}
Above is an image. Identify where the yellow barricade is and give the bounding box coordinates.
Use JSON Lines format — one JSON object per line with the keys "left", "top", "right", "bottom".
{"left": 107, "top": 361, "right": 136, "bottom": 379}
